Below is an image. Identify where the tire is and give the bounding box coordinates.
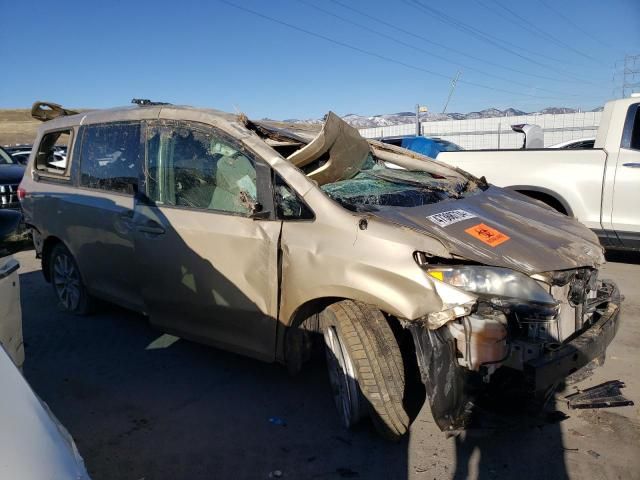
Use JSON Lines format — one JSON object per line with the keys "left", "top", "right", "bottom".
{"left": 321, "top": 300, "right": 410, "bottom": 441}
{"left": 49, "top": 243, "right": 92, "bottom": 315}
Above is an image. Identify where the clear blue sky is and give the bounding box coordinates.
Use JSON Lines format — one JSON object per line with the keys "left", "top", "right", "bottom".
{"left": 1, "top": 0, "right": 639, "bottom": 118}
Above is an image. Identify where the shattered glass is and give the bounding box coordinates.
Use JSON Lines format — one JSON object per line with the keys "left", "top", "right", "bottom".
{"left": 79, "top": 123, "right": 141, "bottom": 193}
{"left": 146, "top": 122, "right": 257, "bottom": 215}
{"left": 321, "top": 166, "right": 471, "bottom": 211}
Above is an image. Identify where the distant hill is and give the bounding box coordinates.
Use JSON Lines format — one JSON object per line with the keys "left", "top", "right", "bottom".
{"left": 0, "top": 109, "right": 41, "bottom": 146}
{"left": 273, "top": 106, "right": 603, "bottom": 129}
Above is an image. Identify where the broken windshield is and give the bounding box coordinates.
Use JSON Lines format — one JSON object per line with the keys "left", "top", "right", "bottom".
{"left": 321, "top": 162, "right": 474, "bottom": 212}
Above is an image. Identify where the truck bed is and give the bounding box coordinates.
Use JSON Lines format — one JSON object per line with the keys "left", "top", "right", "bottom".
{"left": 436, "top": 148, "right": 608, "bottom": 231}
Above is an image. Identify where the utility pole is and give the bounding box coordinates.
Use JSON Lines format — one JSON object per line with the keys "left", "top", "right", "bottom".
{"left": 622, "top": 54, "right": 640, "bottom": 97}
{"left": 415, "top": 104, "right": 428, "bottom": 136}
{"left": 442, "top": 70, "right": 462, "bottom": 114}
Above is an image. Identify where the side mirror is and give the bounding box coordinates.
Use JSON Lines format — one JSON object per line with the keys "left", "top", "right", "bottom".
{"left": 250, "top": 202, "right": 271, "bottom": 220}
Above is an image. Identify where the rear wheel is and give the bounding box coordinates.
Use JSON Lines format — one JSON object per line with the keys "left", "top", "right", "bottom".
{"left": 321, "top": 300, "right": 410, "bottom": 441}
{"left": 49, "top": 243, "right": 92, "bottom": 315}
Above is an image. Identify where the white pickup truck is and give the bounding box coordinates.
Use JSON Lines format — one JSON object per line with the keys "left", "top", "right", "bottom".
{"left": 437, "top": 96, "right": 640, "bottom": 251}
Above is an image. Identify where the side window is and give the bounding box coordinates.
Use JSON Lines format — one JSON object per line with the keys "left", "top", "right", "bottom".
{"left": 146, "top": 122, "right": 258, "bottom": 215}
{"left": 35, "top": 129, "right": 73, "bottom": 176}
{"left": 79, "top": 123, "right": 141, "bottom": 194}
{"left": 274, "top": 174, "right": 314, "bottom": 220}
{"left": 631, "top": 108, "right": 640, "bottom": 150}
{"left": 622, "top": 104, "right": 640, "bottom": 151}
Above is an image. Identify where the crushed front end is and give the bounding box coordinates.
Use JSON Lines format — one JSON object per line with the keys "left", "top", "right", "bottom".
{"left": 408, "top": 260, "right": 622, "bottom": 432}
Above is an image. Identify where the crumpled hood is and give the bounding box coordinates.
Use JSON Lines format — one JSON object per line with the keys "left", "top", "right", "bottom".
{"left": 371, "top": 186, "right": 604, "bottom": 274}
{"left": 0, "top": 165, "right": 26, "bottom": 184}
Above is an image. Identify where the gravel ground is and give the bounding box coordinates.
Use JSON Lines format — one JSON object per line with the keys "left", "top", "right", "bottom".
{"left": 15, "top": 249, "right": 640, "bottom": 480}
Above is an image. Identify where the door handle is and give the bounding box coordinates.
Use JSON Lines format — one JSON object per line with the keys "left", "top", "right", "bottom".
{"left": 622, "top": 162, "right": 640, "bottom": 168}
{"left": 136, "top": 220, "right": 165, "bottom": 236}
{"left": 118, "top": 210, "right": 135, "bottom": 227}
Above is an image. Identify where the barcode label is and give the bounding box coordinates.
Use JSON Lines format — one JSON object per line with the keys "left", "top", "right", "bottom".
{"left": 427, "top": 209, "right": 476, "bottom": 227}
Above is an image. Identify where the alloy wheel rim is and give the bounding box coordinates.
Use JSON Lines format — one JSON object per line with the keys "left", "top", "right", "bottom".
{"left": 324, "top": 326, "right": 361, "bottom": 427}
{"left": 53, "top": 253, "right": 81, "bottom": 311}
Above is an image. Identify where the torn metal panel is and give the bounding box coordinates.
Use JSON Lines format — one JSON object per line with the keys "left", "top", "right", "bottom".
{"left": 31, "top": 101, "right": 78, "bottom": 122}
{"left": 286, "top": 112, "right": 370, "bottom": 185}
{"left": 369, "top": 140, "right": 472, "bottom": 185}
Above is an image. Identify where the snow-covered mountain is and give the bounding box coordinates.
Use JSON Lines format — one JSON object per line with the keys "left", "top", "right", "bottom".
{"left": 273, "top": 106, "right": 602, "bottom": 128}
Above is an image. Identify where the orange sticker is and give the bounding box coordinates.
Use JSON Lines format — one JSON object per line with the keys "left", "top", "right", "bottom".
{"left": 464, "top": 223, "right": 510, "bottom": 247}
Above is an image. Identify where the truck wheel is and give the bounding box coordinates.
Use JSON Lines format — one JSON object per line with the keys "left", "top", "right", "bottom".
{"left": 49, "top": 243, "right": 92, "bottom": 315}
{"left": 321, "top": 300, "right": 410, "bottom": 441}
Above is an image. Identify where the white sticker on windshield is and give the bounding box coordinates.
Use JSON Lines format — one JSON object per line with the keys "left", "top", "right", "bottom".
{"left": 427, "top": 209, "right": 476, "bottom": 227}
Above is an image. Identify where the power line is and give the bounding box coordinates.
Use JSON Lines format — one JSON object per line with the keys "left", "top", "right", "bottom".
{"left": 484, "top": 0, "right": 605, "bottom": 65}
{"left": 217, "top": 0, "right": 574, "bottom": 100}
{"left": 405, "top": 0, "right": 596, "bottom": 84}
{"left": 537, "top": 0, "right": 614, "bottom": 50}
{"left": 327, "top": 0, "right": 583, "bottom": 85}
{"left": 297, "top": 0, "right": 581, "bottom": 96}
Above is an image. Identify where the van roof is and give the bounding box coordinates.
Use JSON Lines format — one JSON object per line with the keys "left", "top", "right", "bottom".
{"left": 38, "top": 104, "right": 243, "bottom": 131}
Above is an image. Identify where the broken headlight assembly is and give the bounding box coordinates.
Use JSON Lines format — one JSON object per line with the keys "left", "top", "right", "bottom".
{"left": 422, "top": 264, "right": 557, "bottom": 309}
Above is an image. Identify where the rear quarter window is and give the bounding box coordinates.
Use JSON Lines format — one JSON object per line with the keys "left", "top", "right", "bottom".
{"left": 34, "top": 129, "right": 73, "bottom": 178}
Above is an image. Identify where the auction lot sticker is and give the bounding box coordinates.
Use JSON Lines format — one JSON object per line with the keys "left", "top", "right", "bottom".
{"left": 465, "top": 223, "right": 510, "bottom": 247}
{"left": 427, "top": 209, "right": 476, "bottom": 227}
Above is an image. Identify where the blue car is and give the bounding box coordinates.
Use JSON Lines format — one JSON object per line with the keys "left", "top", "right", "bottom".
{"left": 379, "top": 135, "right": 463, "bottom": 158}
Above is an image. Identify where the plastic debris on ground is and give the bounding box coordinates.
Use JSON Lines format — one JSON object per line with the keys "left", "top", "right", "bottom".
{"left": 565, "top": 380, "right": 634, "bottom": 409}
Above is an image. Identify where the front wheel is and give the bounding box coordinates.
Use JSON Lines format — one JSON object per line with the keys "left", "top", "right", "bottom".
{"left": 49, "top": 243, "right": 92, "bottom": 315}
{"left": 321, "top": 300, "right": 410, "bottom": 441}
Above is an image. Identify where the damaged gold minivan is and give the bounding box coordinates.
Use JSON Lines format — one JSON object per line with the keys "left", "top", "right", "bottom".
{"left": 20, "top": 101, "right": 622, "bottom": 440}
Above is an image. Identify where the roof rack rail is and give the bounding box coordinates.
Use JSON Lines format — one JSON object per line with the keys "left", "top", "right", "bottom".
{"left": 31, "top": 101, "right": 79, "bottom": 122}
{"left": 131, "top": 98, "right": 170, "bottom": 106}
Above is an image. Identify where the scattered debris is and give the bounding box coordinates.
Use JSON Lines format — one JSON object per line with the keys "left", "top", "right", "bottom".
{"left": 565, "top": 380, "right": 634, "bottom": 409}
{"left": 587, "top": 450, "right": 601, "bottom": 459}
{"left": 268, "top": 417, "right": 287, "bottom": 427}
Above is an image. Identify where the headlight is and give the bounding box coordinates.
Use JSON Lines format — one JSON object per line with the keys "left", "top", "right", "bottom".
{"left": 426, "top": 265, "right": 556, "bottom": 305}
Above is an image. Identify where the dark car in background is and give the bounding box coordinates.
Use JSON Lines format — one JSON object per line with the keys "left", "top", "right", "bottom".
{"left": 0, "top": 147, "right": 25, "bottom": 210}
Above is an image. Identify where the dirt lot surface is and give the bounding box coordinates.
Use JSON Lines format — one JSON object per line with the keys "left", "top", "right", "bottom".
{"left": 14, "top": 249, "right": 640, "bottom": 480}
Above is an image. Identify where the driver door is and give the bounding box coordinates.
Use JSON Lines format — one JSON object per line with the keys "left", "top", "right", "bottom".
{"left": 133, "top": 120, "right": 281, "bottom": 361}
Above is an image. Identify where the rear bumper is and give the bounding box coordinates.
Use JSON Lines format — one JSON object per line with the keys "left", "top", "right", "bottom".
{"left": 524, "top": 281, "right": 621, "bottom": 392}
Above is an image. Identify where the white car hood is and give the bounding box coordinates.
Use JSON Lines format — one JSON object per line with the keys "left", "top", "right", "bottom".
{"left": 0, "top": 347, "right": 91, "bottom": 479}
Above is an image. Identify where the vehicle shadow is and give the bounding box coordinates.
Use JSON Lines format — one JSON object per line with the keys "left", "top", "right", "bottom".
{"left": 19, "top": 268, "right": 411, "bottom": 480}
{"left": 450, "top": 392, "right": 570, "bottom": 480}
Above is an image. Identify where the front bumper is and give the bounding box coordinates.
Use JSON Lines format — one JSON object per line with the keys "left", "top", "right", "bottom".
{"left": 524, "top": 281, "right": 622, "bottom": 392}
{"left": 409, "top": 280, "right": 622, "bottom": 432}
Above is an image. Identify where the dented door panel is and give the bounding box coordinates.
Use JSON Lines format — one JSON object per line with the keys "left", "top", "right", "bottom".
{"left": 134, "top": 203, "right": 282, "bottom": 361}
